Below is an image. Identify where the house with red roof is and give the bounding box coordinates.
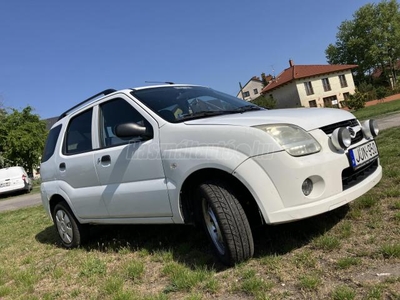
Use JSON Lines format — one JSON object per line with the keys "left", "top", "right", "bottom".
{"left": 260, "top": 60, "right": 358, "bottom": 108}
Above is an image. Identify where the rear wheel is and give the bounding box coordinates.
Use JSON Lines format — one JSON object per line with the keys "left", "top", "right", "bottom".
{"left": 52, "top": 202, "right": 87, "bottom": 248}
{"left": 198, "top": 181, "right": 254, "bottom": 265}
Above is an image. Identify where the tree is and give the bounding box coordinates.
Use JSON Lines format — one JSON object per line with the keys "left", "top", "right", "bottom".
{"left": 325, "top": 0, "right": 400, "bottom": 87}
{"left": 0, "top": 106, "right": 47, "bottom": 173}
{"left": 251, "top": 94, "right": 276, "bottom": 109}
{"left": 0, "top": 102, "right": 7, "bottom": 168}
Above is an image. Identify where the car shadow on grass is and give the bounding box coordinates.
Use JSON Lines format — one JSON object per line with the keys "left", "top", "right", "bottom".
{"left": 35, "top": 204, "right": 349, "bottom": 270}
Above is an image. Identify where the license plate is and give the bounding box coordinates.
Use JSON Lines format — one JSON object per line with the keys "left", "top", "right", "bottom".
{"left": 349, "top": 140, "right": 379, "bottom": 169}
{"left": 0, "top": 182, "right": 10, "bottom": 188}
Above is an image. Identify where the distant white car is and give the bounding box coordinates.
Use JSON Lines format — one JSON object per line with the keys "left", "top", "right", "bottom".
{"left": 40, "top": 85, "right": 382, "bottom": 265}
{"left": 0, "top": 166, "right": 32, "bottom": 195}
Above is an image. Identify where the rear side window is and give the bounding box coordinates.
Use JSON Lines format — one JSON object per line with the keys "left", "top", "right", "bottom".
{"left": 41, "top": 125, "right": 62, "bottom": 163}
{"left": 64, "top": 109, "right": 93, "bottom": 154}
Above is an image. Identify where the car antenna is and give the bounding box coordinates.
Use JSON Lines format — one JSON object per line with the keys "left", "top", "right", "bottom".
{"left": 145, "top": 81, "right": 175, "bottom": 85}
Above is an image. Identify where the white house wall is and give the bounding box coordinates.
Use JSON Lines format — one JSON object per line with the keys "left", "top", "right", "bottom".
{"left": 296, "top": 71, "right": 356, "bottom": 107}
{"left": 265, "top": 82, "right": 301, "bottom": 108}
{"left": 237, "top": 80, "right": 264, "bottom": 101}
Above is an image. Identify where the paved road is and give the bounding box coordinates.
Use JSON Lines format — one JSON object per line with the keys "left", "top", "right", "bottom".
{"left": 0, "top": 112, "right": 399, "bottom": 213}
{"left": 376, "top": 112, "right": 400, "bottom": 130}
{"left": 0, "top": 192, "right": 41, "bottom": 212}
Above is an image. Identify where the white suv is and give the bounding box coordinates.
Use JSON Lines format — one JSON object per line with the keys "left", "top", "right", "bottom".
{"left": 41, "top": 85, "right": 382, "bottom": 265}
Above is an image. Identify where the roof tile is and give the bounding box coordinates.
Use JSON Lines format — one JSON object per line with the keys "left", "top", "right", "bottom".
{"left": 261, "top": 64, "right": 358, "bottom": 93}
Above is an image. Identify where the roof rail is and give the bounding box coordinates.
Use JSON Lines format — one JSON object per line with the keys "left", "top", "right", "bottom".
{"left": 58, "top": 89, "right": 116, "bottom": 120}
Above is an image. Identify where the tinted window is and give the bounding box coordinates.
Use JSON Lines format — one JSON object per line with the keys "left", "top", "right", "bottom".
{"left": 131, "top": 86, "right": 260, "bottom": 123}
{"left": 42, "top": 125, "right": 62, "bottom": 162}
{"left": 64, "top": 109, "right": 93, "bottom": 154}
{"left": 99, "top": 98, "right": 152, "bottom": 147}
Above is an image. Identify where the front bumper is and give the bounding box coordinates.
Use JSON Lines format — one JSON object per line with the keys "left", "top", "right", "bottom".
{"left": 233, "top": 133, "right": 382, "bottom": 224}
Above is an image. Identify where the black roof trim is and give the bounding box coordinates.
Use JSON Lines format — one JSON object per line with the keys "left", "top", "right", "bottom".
{"left": 58, "top": 89, "right": 116, "bottom": 120}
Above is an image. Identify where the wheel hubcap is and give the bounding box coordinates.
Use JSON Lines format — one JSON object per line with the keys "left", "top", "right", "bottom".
{"left": 202, "top": 199, "right": 225, "bottom": 255}
{"left": 55, "top": 209, "right": 73, "bottom": 244}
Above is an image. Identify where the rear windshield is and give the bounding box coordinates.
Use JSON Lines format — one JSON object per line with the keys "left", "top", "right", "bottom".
{"left": 42, "top": 125, "right": 62, "bottom": 163}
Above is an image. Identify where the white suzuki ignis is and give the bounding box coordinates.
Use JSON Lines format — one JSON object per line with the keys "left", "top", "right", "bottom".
{"left": 41, "top": 85, "right": 382, "bottom": 265}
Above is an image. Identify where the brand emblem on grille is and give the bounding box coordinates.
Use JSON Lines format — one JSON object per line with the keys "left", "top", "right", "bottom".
{"left": 347, "top": 126, "right": 356, "bottom": 138}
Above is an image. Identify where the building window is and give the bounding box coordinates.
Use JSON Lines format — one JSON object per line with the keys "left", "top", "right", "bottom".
{"left": 308, "top": 100, "right": 317, "bottom": 107}
{"left": 304, "top": 81, "right": 314, "bottom": 95}
{"left": 243, "top": 91, "right": 250, "bottom": 98}
{"left": 323, "top": 95, "right": 338, "bottom": 107}
{"left": 339, "top": 75, "right": 348, "bottom": 88}
{"left": 322, "top": 78, "right": 331, "bottom": 91}
{"left": 343, "top": 92, "right": 350, "bottom": 100}
{"left": 253, "top": 88, "right": 258, "bottom": 95}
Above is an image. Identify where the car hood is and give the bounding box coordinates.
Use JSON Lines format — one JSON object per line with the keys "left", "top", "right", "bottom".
{"left": 184, "top": 108, "right": 356, "bottom": 131}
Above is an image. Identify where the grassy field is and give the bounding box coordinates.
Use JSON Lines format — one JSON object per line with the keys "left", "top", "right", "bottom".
{"left": 1, "top": 128, "right": 400, "bottom": 299}
{"left": 353, "top": 98, "right": 400, "bottom": 120}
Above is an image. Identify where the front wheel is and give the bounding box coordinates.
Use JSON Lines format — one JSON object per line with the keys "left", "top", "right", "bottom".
{"left": 52, "top": 202, "right": 87, "bottom": 248}
{"left": 198, "top": 181, "right": 254, "bottom": 265}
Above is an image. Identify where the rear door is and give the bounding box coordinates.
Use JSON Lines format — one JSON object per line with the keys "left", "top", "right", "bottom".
{"left": 56, "top": 108, "right": 108, "bottom": 218}
{"left": 93, "top": 95, "right": 171, "bottom": 218}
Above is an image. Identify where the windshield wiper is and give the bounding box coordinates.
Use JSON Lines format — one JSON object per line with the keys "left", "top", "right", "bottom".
{"left": 178, "top": 106, "right": 262, "bottom": 121}
{"left": 232, "top": 105, "right": 262, "bottom": 113}
{"left": 178, "top": 110, "right": 229, "bottom": 121}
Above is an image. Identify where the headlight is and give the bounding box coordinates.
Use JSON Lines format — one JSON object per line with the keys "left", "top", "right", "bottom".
{"left": 362, "top": 119, "right": 379, "bottom": 139}
{"left": 254, "top": 124, "right": 321, "bottom": 157}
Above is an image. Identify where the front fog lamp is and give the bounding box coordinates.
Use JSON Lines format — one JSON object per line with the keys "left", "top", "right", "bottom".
{"left": 362, "top": 119, "right": 379, "bottom": 139}
{"left": 331, "top": 127, "right": 351, "bottom": 150}
{"left": 302, "top": 178, "right": 313, "bottom": 196}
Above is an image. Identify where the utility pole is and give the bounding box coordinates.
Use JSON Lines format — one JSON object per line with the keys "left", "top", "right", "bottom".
{"left": 239, "top": 82, "right": 245, "bottom": 99}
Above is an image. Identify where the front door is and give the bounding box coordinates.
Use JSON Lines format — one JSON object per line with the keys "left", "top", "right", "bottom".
{"left": 93, "top": 96, "right": 171, "bottom": 218}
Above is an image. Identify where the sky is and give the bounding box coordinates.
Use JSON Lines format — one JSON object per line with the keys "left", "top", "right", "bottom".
{"left": 0, "top": 0, "right": 377, "bottom": 119}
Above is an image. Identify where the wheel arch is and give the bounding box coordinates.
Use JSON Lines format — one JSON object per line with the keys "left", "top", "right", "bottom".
{"left": 179, "top": 168, "right": 264, "bottom": 228}
{"left": 49, "top": 194, "right": 68, "bottom": 219}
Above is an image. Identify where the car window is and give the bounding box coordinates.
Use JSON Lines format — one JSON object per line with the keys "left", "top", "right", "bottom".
{"left": 131, "top": 86, "right": 260, "bottom": 123}
{"left": 64, "top": 109, "right": 93, "bottom": 154}
{"left": 42, "top": 125, "right": 62, "bottom": 162}
{"left": 99, "top": 98, "right": 152, "bottom": 147}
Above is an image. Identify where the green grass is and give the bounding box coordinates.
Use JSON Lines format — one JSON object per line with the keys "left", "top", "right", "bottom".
{"left": 352, "top": 98, "right": 400, "bottom": 120}
{"left": 332, "top": 285, "right": 356, "bottom": 300}
{"left": 336, "top": 257, "right": 361, "bottom": 269}
{"left": 0, "top": 127, "right": 400, "bottom": 299}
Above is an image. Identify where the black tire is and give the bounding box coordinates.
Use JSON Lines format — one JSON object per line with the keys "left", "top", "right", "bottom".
{"left": 198, "top": 181, "right": 254, "bottom": 265}
{"left": 52, "top": 202, "right": 87, "bottom": 248}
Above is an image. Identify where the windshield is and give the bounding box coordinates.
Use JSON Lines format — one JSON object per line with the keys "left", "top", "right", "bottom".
{"left": 131, "top": 86, "right": 262, "bottom": 123}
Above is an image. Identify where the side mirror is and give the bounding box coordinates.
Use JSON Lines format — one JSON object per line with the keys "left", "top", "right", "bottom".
{"left": 115, "top": 123, "right": 152, "bottom": 139}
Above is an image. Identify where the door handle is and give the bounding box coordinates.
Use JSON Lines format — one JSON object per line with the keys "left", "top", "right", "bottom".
{"left": 100, "top": 155, "right": 111, "bottom": 164}
{"left": 59, "top": 163, "right": 66, "bottom": 171}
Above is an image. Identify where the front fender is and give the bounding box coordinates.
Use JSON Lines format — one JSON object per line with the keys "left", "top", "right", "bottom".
{"left": 161, "top": 146, "right": 250, "bottom": 223}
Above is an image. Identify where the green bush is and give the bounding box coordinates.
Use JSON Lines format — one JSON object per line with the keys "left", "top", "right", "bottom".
{"left": 251, "top": 95, "right": 276, "bottom": 109}
{"left": 345, "top": 91, "right": 367, "bottom": 110}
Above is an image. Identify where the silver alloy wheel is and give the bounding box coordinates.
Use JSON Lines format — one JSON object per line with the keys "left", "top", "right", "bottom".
{"left": 55, "top": 209, "right": 73, "bottom": 244}
{"left": 202, "top": 199, "right": 226, "bottom": 255}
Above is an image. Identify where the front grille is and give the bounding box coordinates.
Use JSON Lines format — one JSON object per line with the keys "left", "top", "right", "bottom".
{"left": 351, "top": 130, "right": 363, "bottom": 144}
{"left": 320, "top": 119, "right": 358, "bottom": 135}
{"left": 342, "top": 159, "right": 378, "bottom": 190}
{"left": 320, "top": 119, "right": 363, "bottom": 145}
